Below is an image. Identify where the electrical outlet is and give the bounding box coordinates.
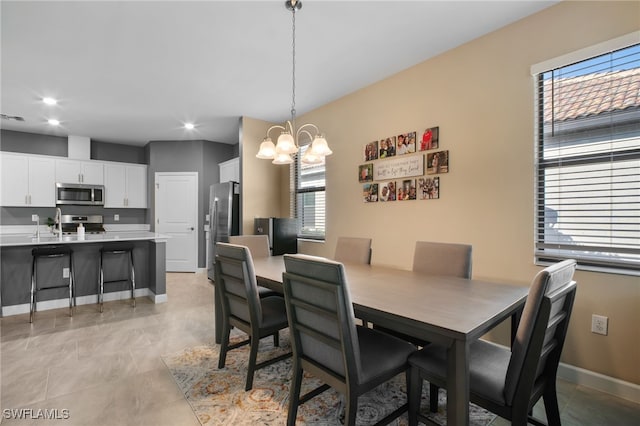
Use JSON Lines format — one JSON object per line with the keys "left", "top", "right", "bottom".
{"left": 591, "top": 314, "right": 608, "bottom": 335}
{"left": 32, "top": 214, "right": 39, "bottom": 222}
{"left": 114, "top": 214, "right": 120, "bottom": 222}
{"left": 63, "top": 267, "right": 70, "bottom": 279}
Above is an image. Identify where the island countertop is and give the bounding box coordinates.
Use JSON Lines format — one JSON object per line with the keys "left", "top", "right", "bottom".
{"left": 0, "top": 231, "right": 169, "bottom": 247}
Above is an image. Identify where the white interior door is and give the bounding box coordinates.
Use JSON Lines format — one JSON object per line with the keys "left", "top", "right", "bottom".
{"left": 155, "top": 172, "right": 198, "bottom": 272}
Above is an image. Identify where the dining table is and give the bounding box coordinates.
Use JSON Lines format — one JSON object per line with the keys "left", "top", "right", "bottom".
{"left": 248, "top": 254, "right": 529, "bottom": 426}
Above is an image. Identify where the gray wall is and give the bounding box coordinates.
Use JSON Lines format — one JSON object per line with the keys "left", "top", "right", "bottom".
{"left": 147, "top": 140, "right": 236, "bottom": 268}
{"left": 92, "top": 140, "right": 146, "bottom": 164}
{"left": 0, "top": 130, "right": 146, "bottom": 163}
{"left": 1, "top": 130, "right": 68, "bottom": 156}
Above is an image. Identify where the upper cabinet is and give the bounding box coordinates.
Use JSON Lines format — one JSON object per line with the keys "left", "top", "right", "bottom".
{"left": 219, "top": 157, "right": 239, "bottom": 183}
{"left": 1, "top": 152, "right": 147, "bottom": 208}
{"left": 55, "top": 159, "right": 104, "bottom": 185}
{"left": 104, "top": 163, "right": 147, "bottom": 208}
{"left": 0, "top": 153, "right": 56, "bottom": 207}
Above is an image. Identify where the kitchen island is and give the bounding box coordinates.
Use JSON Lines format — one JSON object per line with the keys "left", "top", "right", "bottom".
{"left": 0, "top": 231, "right": 168, "bottom": 317}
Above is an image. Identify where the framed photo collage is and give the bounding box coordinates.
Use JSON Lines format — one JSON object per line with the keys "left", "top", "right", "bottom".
{"left": 359, "top": 126, "right": 447, "bottom": 203}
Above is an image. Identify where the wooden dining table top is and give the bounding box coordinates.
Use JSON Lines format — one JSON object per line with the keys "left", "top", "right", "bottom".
{"left": 252, "top": 255, "right": 529, "bottom": 344}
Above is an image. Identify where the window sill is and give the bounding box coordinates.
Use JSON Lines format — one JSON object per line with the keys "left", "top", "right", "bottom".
{"left": 297, "top": 237, "right": 325, "bottom": 244}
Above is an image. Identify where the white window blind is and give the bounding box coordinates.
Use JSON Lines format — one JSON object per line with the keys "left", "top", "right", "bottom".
{"left": 291, "top": 144, "right": 326, "bottom": 240}
{"left": 535, "top": 43, "right": 640, "bottom": 275}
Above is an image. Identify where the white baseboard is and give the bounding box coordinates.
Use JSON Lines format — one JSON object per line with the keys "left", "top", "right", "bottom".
{"left": 1, "top": 288, "right": 165, "bottom": 316}
{"left": 152, "top": 293, "right": 168, "bottom": 303}
{"left": 558, "top": 362, "right": 640, "bottom": 404}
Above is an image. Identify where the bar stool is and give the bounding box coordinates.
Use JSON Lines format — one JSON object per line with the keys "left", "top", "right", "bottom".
{"left": 31, "top": 245, "right": 74, "bottom": 323}
{"left": 99, "top": 244, "right": 136, "bottom": 312}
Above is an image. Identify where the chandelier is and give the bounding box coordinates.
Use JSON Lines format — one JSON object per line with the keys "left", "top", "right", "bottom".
{"left": 256, "top": 0, "right": 332, "bottom": 165}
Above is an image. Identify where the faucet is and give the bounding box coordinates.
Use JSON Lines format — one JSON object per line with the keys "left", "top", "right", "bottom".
{"left": 54, "top": 207, "right": 62, "bottom": 240}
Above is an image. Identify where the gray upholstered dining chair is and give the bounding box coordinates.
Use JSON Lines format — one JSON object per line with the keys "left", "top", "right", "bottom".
{"left": 229, "top": 235, "right": 271, "bottom": 258}
{"left": 412, "top": 240, "right": 472, "bottom": 278}
{"left": 375, "top": 240, "right": 473, "bottom": 345}
{"left": 228, "top": 235, "right": 277, "bottom": 297}
{"left": 214, "top": 243, "right": 291, "bottom": 391}
{"left": 408, "top": 259, "right": 577, "bottom": 426}
{"left": 282, "top": 254, "right": 416, "bottom": 426}
{"left": 333, "top": 237, "right": 372, "bottom": 265}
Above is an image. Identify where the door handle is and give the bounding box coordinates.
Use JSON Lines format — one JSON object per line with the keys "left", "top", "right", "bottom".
{"left": 189, "top": 227, "right": 195, "bottom": 231}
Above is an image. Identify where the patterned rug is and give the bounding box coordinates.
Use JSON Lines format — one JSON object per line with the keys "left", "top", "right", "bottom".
{"left": 162, "top": 331, "right": 496, "bottom": 425}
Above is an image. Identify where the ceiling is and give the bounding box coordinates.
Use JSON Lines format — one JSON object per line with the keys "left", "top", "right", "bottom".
{"left": 1, "top": 0, "right": 559, "bottom": 147}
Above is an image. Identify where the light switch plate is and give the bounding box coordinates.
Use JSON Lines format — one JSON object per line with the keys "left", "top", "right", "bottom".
{"left": 114, "top": 214, "right": 120, "bottom": 222}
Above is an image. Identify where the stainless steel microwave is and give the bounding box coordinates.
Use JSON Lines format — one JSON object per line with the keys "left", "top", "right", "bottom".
{"left": 56, "top": 183, "right": 105, "bottom": 205}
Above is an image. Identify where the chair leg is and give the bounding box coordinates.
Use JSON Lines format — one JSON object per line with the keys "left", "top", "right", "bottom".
{"left": 543, "top": 382, "right": 562, "bottom": 426}
{"left": 512, "top": 410, "right": 530, "bottom": 426}
{"left": 344, "top": 389, "right": 358, "bottom": 426}
{"left": 218, "top": 322, "right": 231, "bottom": 369}
{"left": 245, "top": 334, "right": 260, "bottom": 391}
{"left": 429, "top": 383, "right": 439, "bottom": 413}
{"left": 408, "top": 367, "right": 422, "bottom": 426}
{"left": 273, "top": 331, "right": 280, "bottom": 347}
{"left": 287, "top": 361, "right": 303, "bottom": 426}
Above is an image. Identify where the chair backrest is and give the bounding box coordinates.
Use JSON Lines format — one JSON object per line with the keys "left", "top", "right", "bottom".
{"left": 283, "top": 254, "right": 363, "bottom": 383}
{"left": 334, "top": 237, "right": 372, "bottom": 265}
{"left": 412, "top": 241, "right": 472, "bottom": 278}
{"left": 229, "top": 235, "right": 271, "bottom": 258}
{"left": 504, "top": 259, "right": 577, "bottom": 406}
{"left": 214, "top": 243, "right": 263, "bottom": 327}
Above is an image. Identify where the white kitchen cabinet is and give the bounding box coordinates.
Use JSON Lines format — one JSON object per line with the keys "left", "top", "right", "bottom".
{"left": 1, "top": 153, "right": 56, "bottom": 207}
{"left": 104, "top": 163, "right": 147, "bottom": 208}
{"left": 219, "top": 157, "right": 239, "bottom": 183}
{"left": 55, "top": 159, "right": 104, "bottom": 185}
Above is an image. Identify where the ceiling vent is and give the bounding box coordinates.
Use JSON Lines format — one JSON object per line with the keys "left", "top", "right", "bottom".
{"left": 1, "top": 114, "right": 25, "bottom": 122}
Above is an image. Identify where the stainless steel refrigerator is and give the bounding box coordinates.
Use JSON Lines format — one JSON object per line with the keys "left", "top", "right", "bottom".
{"left": 207, "top": 182, "right": 240, "bottom": 280}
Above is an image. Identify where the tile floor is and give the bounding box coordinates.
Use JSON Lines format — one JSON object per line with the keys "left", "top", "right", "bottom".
{"left": 1, "top": 272, "right": 638, "bottom": 425}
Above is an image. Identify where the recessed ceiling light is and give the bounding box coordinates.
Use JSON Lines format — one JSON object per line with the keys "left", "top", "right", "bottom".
{"left": 42, "top": 97, "right": 57, "bottom": 105}
{"left": 48, "top": 119, "right": 60, "bottom": 126}
{"left": 184, "top": 123, "right": 195, "bottom": 130}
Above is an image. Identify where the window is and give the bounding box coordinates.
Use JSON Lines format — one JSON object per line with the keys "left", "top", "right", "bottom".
{"left": 291, "top": 144, "right": 326, "bottom": 239}
{"left": 534, "top": 43, "right": 640, "bottom": 275}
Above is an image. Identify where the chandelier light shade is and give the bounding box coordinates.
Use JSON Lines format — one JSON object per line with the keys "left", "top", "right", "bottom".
{"left": 256, "top": 0, "right": 332, "bottom": 165}
{"left": 272, "top": 152, "right": 295, "bottom": 165}
{"left": 256, "top": 138, "right": 277, "bottom": 159}
{"left": 276, "top": 131, "right": 298, "bottom": 154}
{"left": 310, "top": 135, "right": 332, "bottom": 156}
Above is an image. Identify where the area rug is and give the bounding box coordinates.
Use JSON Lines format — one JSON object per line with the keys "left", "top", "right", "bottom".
{"left": 162, "top": 331, "right": 495, "bottom": 425}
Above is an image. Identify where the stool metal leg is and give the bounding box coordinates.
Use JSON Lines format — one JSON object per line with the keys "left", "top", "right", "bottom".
{"left": 30, "top": 247, "right": 74, "bottom": 323}
{"left": 30, "top": 256, "right": 37, "bottom": 323}
{"left": 99, "top": 247, "right": 136, "bottom": 312}
{"left": 68, "top": 252, "right": 74, "bottom": 317}
{"left": 130, "top": 250, "right": 136, "bottom": 308}
{"left": 99, "top": 251, "right": 104, "bottom": 313}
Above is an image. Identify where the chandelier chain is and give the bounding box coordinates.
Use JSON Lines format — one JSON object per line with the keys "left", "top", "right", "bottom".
{"left": 255, "top": 0, "right": 331, "bottom": 164}
{"left": 291, "top": 6, "right": 297, "bottom": 124}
